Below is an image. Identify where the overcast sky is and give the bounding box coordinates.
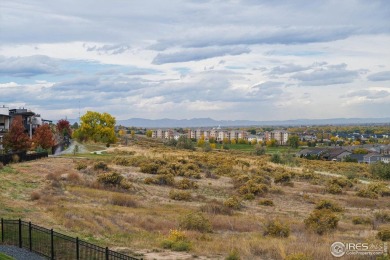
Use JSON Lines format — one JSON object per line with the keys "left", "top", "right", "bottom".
{"left": 1, "top": 0, "right": 389, "bottom": 121}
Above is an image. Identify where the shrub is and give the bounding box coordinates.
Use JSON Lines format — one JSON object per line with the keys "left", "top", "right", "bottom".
{"left": 315, "top": 200, "right": 343, "bottom": 212}
{"left": 258, "top": 199, "right": 274, "bottom": 206}
{"left": 223, "top": 196, "right": 242, "bottom": 210}
{"left": 179, "top": 212, "right": 212, "bottom": 233}
{"left": 357, "top": 189, "right": 379, "bottom": 199}
{"left": 285, "top": 253, "right": 313, "bottom": 260}
{"left": 304, "top": 209, "right": 339, "bottom": 235}
{"left": 176, "top": 178, "right": 198, "bottom": 190}
{"left": 30, "top": 191, "right": 41, "bottom": 201}
{"left": 326, "top": 183, "right": 343, "bottom": 194}
{"left": 112, "top": 156, "right": 131, "bottom": 166}
{"left": 161, "top": 229, "right": 192, "bottom": 252}
{"left": 225, "top": 250, "right": 240, "bottom": 260}
{"left": 270, "top": 153, "right": 282, "bottom": 164}
{"left": 368, "top": 182, "right": 390, "bottom": 196}
{"left": 111, "top": 193, "right": 138, "bottom": 207}
{"left": 200, "top": 200, "right": 232, "bottom": 215}
{"left": 140, "top": 162, "right": 160, "bottom": 174}
{"left": 375, "top": 211, "right": 390, "bottom": 224}
{"left": 169, "top": 190, "right": 192, "bottom": 201}
{"left": 75, "top": 161, "right": 87, "bottom": 171}
{"left": 97, "top": 172, "right": 124, "bottom": 186}
{"left": 144, "top": 174, "right": 175, "bottom": 186}
{"left": 238, "top": 181, "right": 268, "bottom": 196}
{"left": 352, "top": 216, "right": 372, "bottom": 225}
{"left": 269, "top": 186, "right": 284, "bottom": 194}
{"left": 377, "top": 226, "right": 390, "bottom": 241}
{"left": 93, "top": 161, "right": 108, "bottom": 171}
{"left": 263, "top": 219, "right": 290, "bottom": 238}
{"left": 328, "top": 177, "right": 353, "bottom": 188}
{"left": 370, "top": 161, "right": 390, "bottom": 180}
{"left": 274, "top": 172, "right": 293, "bottom": 186}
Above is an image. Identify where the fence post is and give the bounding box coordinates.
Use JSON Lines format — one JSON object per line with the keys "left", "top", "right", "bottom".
{"left": 29, "top": 222, "right": 32, "bottom": 251}
{"left": 105, "top": 247, "right": 109, "bottom": 260}
{"left": 18, "top": 219, "right": 22, "bottom": 248}
{"left": 51, "top": 229, "right": 54, "bottom": 260}
{"left": 76, "top": 237, "right": 79, "bottom": 260}
{"left": 1, "top": 218, "right": 3, "bottom": 243}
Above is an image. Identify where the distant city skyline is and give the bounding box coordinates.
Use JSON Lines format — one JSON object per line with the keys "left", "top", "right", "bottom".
{"left": 1, "top": 1, "right": 389, "bottom": 121}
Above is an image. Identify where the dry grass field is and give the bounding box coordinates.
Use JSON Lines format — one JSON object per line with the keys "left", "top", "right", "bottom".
{"left": 0, "top": 138, "right": 389, "bottom": 259}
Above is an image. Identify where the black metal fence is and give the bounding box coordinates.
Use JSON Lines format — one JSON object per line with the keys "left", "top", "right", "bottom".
{"left": 0, "top": 219, "right": 141, "bottom": 260}
{"left": 0, "top": 151, "right": 48, "bottom": 165}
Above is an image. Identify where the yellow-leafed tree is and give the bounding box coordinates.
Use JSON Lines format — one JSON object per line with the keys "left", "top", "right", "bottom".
{"left": 73, "top": 111, "right": 117, "bottom": 144}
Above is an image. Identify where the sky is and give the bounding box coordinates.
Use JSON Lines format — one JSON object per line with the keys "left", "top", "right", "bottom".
{"left": 1, "top": 0, "right": 390, "bottom": 121}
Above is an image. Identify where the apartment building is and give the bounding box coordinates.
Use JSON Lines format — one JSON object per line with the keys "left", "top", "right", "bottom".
{"left": 265, "top": 130, "right": 289, "bottom": 145}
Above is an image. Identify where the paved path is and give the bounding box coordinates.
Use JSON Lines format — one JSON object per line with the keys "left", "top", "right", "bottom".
{"left": 0, "top": 245, "right": 45, "bottom": 260}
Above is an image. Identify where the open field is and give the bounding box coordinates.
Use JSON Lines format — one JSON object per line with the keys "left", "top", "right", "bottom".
{"left": 1, "top": 138, "right": 389, "bottom": 259}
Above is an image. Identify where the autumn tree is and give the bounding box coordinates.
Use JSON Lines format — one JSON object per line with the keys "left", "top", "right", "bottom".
{"left": 146, "top": 130, "right": 153, "bottom": 138}
{"left": 73, "top": 111, "right": 117, "bottom": 144}
{"left": 57, "top": 119, "right": 72, "bottom": 137}
{"left": 33, "top": 124, "right": 55, "bottom": 150}
{"left": 2, "top": 116, "right": 31, "bottom": 152}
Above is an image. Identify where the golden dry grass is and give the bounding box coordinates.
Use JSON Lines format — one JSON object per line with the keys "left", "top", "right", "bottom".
{"left": 0, "top": 142, "right": 389, "bottom": 259}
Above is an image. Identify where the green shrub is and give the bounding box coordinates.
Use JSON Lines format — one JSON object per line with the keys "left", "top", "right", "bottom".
{"left": 144, "top": 174, "right": 175, "bottom": 186}
{"left": 93, "top": 161, "right": 108, "bottom": 171}
{"left": 223, "top": 196, "right": 242, "bottom": 210}
{"left": 140, "top": 162, "right": 160, "bottom": 174}
{"left": 169, "top": 190, "right": 192, "bottom": 201}
{"left": 97, "top": 172, "right": 123, "bottom": 186}
{"left": 285, "top": 253, "right": 313, "bottom": 260}
{"left": 238, "top": 181, "right": 268, "bottom": 196}
{"left": 179, "top": 212, "right": 212, "bottom": 233}
{"left": 225, "top": 250, "right": 240, "bottom": 260}
{"left": 377, "top": 226, "right": 390, "bottom": 241}
{"left": 315, "top": 200, "right": 343, "bottom": 212}
{"left": 274, "top": 172, "right": 293, "bottom": 186}
{"left": 304, "top": 209, "right": 339, "bottom": 235}
{"left": 352, "top": 216, "right": 372, "bottom": 225}
{"left": 370, "top": 161, "right": 390, "bottom": 180}
{"left": 258, "top": 199, "right": 274, "bottom": 206}
{"left": 271, "top": 153, "right": 282, "bottom": 164}
{"left": 328, "top": 177, "right": 353, "bottom": 188}
{"left": 326, "top": 183, "right": 343, "bottom": 194}
{"left": 161, "top": 229, "right": 192, "bottom": 251}
{"left": 357, "top": 188, "right": 379, "bottom": 199}
{"left": 368, "top": 182, "right": 390, "bottom": 196}
{"left": 263, "top": 219, "right": 290, "bottom": 238}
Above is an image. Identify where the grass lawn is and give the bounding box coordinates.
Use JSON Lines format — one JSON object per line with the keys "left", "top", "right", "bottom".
{"left": 0, "top": 252, "right": 15, "bottom": 260}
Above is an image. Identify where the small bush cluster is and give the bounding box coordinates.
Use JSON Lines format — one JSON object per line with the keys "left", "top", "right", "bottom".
{"left": 112, "top": 156, "right": 132, "bottom": 166}
{"left": 263, "top": 219, "right": 290, "bottom": 238}
{"left": 175, "top": 178, "right": 198, "bottom": 189}
{"left": 352, "top": 216, "right": 372, "bottom": 225}
{"left": 223, "top": 196, "right": 242, "bottom": 210}
{"left": 274, "top": 172, "right": 293, "bottom": 186}
{"left": 258, "top": 199, "right": 274, "bottom": 206}
{"left": 377, "top": 226, "right": 390, "bottom": 241}
{"left": 357, "top": 182, "right": 390, "bottom": 199}
{"left": 325, "top": 177, "right": 352, "bottom": 194}
{"left": 169, "top": 190, "right": 192, "bottom": 201}
{"left": 375, "top": 211, "right": 390, "bottom": 224}
{"left": 225, "top": 250, "right": 240, "bottom": 260}
{"left": 315, "top": 200, "right": 343, "bottom": 212}
{"left": 93, "top": 161, "right": 109, "bottom": 171}
{"left": 144, "top": 174, "right": 175, "bottom": 186}
{"left": 304, "top": 209, "right": 339, "bottom": 235}
{"left": 97, "top": 172, "right": 131, "bottom": 189}
{"left": 161, "top": 229, "right": 192, "bottom": 251}
{"left": 75, "top": 161, "right": 87, "bottom": 170}
{"left": 30, "top": 191, "right": 41, "bottom": 201}
{"left": 179, "top": 212, "right": 212, "bottom": 233}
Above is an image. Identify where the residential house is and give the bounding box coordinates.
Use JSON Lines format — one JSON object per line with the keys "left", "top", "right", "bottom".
{"left": 363, "top": 153, "right": 382, "bottom": 164}
{"left": 323, "top": 148, "right": 352, "bottom": 161}
{"left": 381, "top": 155, "right": 390, "bottom": 164}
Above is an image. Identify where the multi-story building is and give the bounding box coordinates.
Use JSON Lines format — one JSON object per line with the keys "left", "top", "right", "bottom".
{"left": 0, "top": 106, "right": 11, "bottom": 151}
{"left": 265, "top": 130, "right": 289, "bottom": 145}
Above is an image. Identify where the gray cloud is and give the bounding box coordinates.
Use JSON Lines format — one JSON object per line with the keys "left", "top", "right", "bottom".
{"left": 85, "top": 44, "right": 132, "bottom": 55}
{"left": 342, "top": 90, "right": 390, "bottom": 100}
{"left": 0, "top": 55, "right": 60, "bottom": 77}
{"left": 367, "top": 71, "right": 390, "bottom": 81}
{"left": 292, "top": 63, "right": 360, "bottom": 86}
{"left": 152, "top": 46, "right": 251, "bottom": 64}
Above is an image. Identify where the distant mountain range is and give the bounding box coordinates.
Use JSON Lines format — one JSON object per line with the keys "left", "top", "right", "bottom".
{"left": 111, "top": 117, "right": 390, "bottom": 128}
